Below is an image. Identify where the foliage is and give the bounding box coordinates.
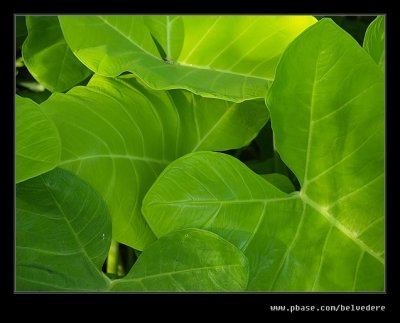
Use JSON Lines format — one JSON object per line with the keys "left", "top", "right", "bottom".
{"left": 15, "top": 15, "right": 384, "bottom": 291}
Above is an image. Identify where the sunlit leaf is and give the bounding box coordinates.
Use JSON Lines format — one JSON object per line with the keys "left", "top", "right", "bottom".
{"left": 143, "top": 19, "right": 384, "bottom": 291}
{"left": 16, "top": 95, "right": 61, "bottom": 183}
{"left": 41, "top": 74, "right": 268, "bottom": 250}
{"left": 59, "top": 15, "right": 316, "bottom": 102}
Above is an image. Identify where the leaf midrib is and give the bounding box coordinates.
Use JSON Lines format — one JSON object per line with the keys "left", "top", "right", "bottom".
{"left": 41, "top": 177, "right": 109, "bottom": 283}
{"left": 301, "top": 191, "right": 384, "bottom": 264}
{"left": 146, "top": 195, "right": 296, "bottom": 207}
{"left": 191, "top": 102, "right": 236, "bottom": 151}
{"left": 92, "top": 16, "right": 274, "bottom": 84}
{"left": 178, "top": 61, "right": 273, "bottom": 80}
{"left": 166, "top": 16, "right": 171, "bottom": 59}
{"left": 296, "top": 37, "right": 383, "bottom": 265}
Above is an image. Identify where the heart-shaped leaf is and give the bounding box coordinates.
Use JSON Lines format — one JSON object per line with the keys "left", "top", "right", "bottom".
{"left": 59, "top": 15, "right": 316, "bottom": 102}
{"left": 41, "top": 74, "right": 268, "bottom": 250}
{"left": 18, "top": 170, "right": 248, "bottom": 291}
{"left": 142, "top": 19, "right": 384, "bottom": 291}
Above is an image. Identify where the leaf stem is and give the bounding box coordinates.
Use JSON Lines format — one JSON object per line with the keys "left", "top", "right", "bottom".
{"left": 107, "top": 240, "right": 120, "bottom": 275}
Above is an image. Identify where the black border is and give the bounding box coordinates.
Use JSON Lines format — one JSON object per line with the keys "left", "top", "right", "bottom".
{"left": 5, "top": 1, "right": 396, "bottom": 317}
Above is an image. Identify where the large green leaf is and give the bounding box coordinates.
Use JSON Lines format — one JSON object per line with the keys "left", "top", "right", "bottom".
{"left": 22, "top": 16, "right": 91, "bottom": 92}
{"left": 143, "top": 152, "right": 297, "bottom": 249}
{"left": 111, "top": 228, "right": 249, "bottom": 291}
{"left": 41, "top": 74, "right": 268, "bottom": 250}
{"left": 142, "top": 19, "right": 384, "bottom": 291}
{"left": 16, "top": 95, "right": 61, "bottom": 183}
{"left": 59, "top": 15, "right": 316, "bottom": 102}
{"left": 16, "top": 168, "right": 111, "bottom": 291}
{"left": 363, "top": 16, "right": 385, "bottom": 70}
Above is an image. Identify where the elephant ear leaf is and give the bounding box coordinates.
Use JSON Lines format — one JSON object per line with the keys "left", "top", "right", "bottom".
{"left": 58, "top": 15, "right": 317, "bottom": 102}
{"left": 41, "top": 74, "right": 268, "bottom": 251}
{"left": 16, "top": 168, "right": 112, "bottom": 291}
{"left": 143, "top": 19, "right": 384, "bottom": 291}
{"left": 110, "top": 228, "right": 249, "bottom": 291}
{"left": 266, "top": 18, "right": 384, "bottom": 291}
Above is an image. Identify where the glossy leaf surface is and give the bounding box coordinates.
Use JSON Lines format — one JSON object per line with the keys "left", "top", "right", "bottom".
{"left": 59, "top": 15, "right": 316, "bottom": 102}
{"left": 41, "top": 74, "right": 268, "bottom": 250}
{"left": 143, "top": 19, "right": 384, "bottom": 291}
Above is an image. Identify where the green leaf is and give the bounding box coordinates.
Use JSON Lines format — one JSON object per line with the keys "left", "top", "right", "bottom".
{"left": 267, "top": 18, "right": 384, "bottom": 205}
{"left": 363, "top": 16, "right": 385, "bottom": 70}
{"left": 260, "top": 173, "right": 295, "bottom": 193}
{"left": 41, "top": 74, "right": 268, "bottom": 250}
{"left": 16, "top": 168, "right": 111, "bottom": 291}
{"left": 16, "top": 95, "right": 61, "bottom": 183}
{"left": 22, "top": 16, "right": 91, "bottom": 92}
{"left": 17, "top": 169, "right": 247, "bottom": 292}
{"left": 59, "top": 15, "right": 316, "bottom": 102}
{"left": 143, "top": 16, "right": 184, "bottom": 61}
{"left": 265, "top": 18, "right": 384, "bottom": 290}
{"left": 143, "top": 152, "right": 296, "bottom": 249}
{"left": 142, "top": 19, "right": 384, "bottom": 291}
{"left": 110, "top": 228, "right": 248, "bottom": 291}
